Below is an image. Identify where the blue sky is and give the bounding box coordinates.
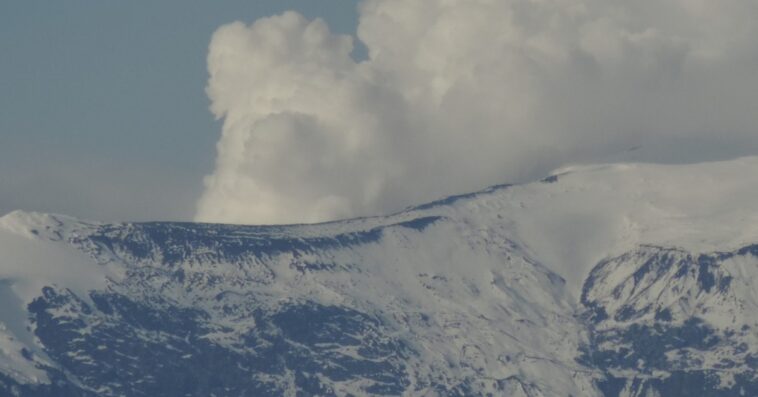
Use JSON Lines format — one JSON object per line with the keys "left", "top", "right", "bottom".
{"left": 0, "top": 1, "right": 359, "bottom": 221}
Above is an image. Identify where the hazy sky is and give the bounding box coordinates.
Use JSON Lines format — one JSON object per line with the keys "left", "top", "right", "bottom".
{"left": 0, "top": 1, "right": 359, "bottom": 222}
{"left": 3, "top": 1, "right": 757, "bottom": 225}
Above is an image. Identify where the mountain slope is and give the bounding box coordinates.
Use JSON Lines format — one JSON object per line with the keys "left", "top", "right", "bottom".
{"left": 2, "top": 157, "right": 758, "bottom": 396}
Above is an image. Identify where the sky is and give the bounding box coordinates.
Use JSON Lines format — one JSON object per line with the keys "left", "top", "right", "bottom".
{"left": 2, "top": 0, "right": 758, "bottom": 225}
{"left": 0, "top": 1, "right": 360, "bottom": 222}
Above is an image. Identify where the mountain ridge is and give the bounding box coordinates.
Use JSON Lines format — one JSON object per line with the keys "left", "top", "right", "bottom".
{"left": 2, "top": 157, "right": 758, "bottom": 396}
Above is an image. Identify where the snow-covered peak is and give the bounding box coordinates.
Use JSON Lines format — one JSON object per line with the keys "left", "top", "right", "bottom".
{"left": 0, "top": 210, "right": 93, "bottom": 241}
{"left": 0, "top": 209, "right": 115, "bottom": 298}
{"left": 4, "top": 157, "right": 758, "bottom": 298}
{"left": 435, "top": 156, "right": 758, "bottom": 294}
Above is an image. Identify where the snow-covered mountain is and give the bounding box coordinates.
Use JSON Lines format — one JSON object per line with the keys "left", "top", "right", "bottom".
{"left": 2, "top": 157, "right": 758, "bottom": 396}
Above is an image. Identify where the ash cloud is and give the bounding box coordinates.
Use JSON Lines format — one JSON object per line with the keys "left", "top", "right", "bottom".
{"left": 195, "top": 0, "right": 758, "bottom": 225}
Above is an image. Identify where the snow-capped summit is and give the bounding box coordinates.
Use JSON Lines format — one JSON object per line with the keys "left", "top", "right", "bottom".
{"left": 1, "top": 157, "right": 758, "bottom": 396}
{"left": 0, "top": 210, "right": 64, "bottom": 238}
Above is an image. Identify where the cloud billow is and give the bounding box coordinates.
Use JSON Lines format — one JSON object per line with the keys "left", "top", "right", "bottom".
{"left": 195, "top": 0, "right": 758, "bottom": 225}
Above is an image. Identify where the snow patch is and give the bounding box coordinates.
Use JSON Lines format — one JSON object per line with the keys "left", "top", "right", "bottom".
{"left": 0, "top": 211, "right": 118, "bottom": 384}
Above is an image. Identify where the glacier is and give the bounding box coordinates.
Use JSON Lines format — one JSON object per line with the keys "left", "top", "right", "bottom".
{"left": 1, "top": 157, "right": 758, "bottom": 396}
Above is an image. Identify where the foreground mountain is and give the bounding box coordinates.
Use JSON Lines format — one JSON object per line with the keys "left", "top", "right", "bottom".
{"left": 2, "top": 157, "right": 758, "bottom": 396}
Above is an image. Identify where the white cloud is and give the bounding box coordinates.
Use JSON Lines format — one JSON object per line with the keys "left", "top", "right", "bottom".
{"left": 195, "top": 1, "right": 758, "bottom": 225}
